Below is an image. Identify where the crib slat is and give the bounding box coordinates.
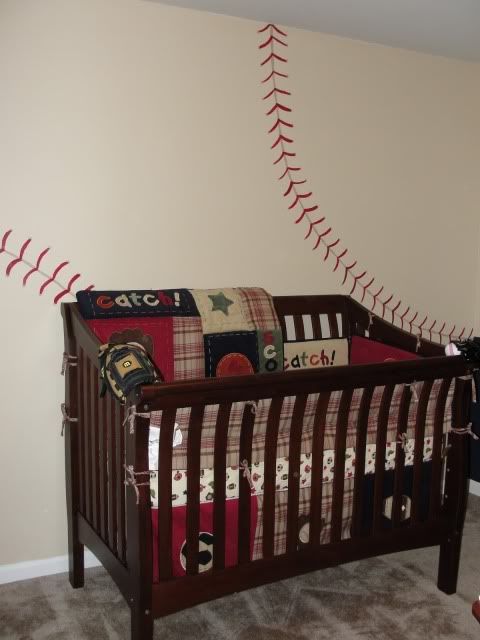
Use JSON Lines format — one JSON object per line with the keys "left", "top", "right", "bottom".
{"left": 328, "top": 313, "right": 339, "bottom": 338}
{"left": 309, "top": 392, "right": 331, "bottom": 546}
{"left": 330, "top": 389, "right": 354, "bottom": 543}
{"left": 77, "top": 349, "right": 85, "bottom": 516}
{"left": 238, "top": 404, "right": 256, "bottom": 564}
{"left": 99, "top": 394, "right": 108, "bottom": 542}
{"left": 372, "top": 385, "right": 395, "bottom": 534}
{"left": 391, "top": 385, "right": 412, "bottom": 528}
{"left": 157, "top": 408, "right": 177, "bottom": 581}
{"left": 351, "top": 386, "right": 374, "bottom": 537}
{"left": 83, "top": 358, "right": 92, "bottom": 524}
{"left": 293, "top": 315, "right": 305, "bottom": 341}
{"left": 411, "top": 380, "right": 434, "bottom": 523}
{"left": 213, "top": 403, "right": 232, "bottom": 571}
{"left": 429, "top": 379, "right": 452, "bottom": 518}
{"left": 186, "top": 405, "right": 205, "bottom": 576}
{"left": 90, "top": 364, "right": 100, "bottom": 533}
{"left": 262, "top": 397, "right": 284, "bottom": 559}
{"left": 107, "top": 396, "right": 118, "bottom": 555}
{"left": 279, "top": 315, "right": 288, "bottom": 342}
{"left": 116, "top": 404, "right": 126, "bottom": 563}
{"left": 437, "top": 377, "right": 471, "bottom": 594}
{"left": 286, "top": 394, "right": 308, "bottom": 553}
{"left": 311, "top": 314, "right": 322, "bottom": 339}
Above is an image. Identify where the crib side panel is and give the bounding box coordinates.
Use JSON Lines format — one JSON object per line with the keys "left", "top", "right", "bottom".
{"left": 346, "top": 297, "right": 445, "bottom": 357}
{"left": 148, "top": 367, "right": 470, "bottom": 618}
{"left": 62, "top": 303, "right": 130, "bottom": 599}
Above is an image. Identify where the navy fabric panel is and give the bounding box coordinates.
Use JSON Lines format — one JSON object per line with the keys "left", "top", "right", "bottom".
{"left": 360, "top": 462, "right": 432, "bottom": 532}
{"left": 76, "top": 289, "right": 199, "bottom": 319}
{"left": 204, "top": 331, "right": 259, "bottom": 378}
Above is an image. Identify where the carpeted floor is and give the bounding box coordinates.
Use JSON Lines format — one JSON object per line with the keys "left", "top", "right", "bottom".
{"left": 1, "top": 496, "right": 479, "bottom": 639}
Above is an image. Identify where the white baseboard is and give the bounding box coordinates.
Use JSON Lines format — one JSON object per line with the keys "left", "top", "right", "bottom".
{"left": 470, "top": 479, "right": 480, "bottom": 497}
{"left": 0, "top": 550, "right": 101, "bottom": 586}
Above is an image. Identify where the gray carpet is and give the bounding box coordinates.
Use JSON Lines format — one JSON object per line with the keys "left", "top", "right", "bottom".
{"left": 1, "top": 496, "right": 479, "bottom": 639}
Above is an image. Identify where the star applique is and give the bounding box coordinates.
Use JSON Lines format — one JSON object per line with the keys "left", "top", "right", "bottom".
{"left": 208, "top": 292, "right": 234, "bottom": 315}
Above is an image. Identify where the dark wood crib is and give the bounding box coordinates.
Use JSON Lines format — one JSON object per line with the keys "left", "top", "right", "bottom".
{"left": 61, "top": 294, "right": 475, "bottom": 640}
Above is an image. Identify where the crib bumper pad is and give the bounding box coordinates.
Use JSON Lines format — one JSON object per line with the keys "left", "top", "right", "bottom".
{"left": 148, "top": 377, "right": 453, "bottom": 578}
{"left": 148, "top": 379, "right": 452, "bottom": 470}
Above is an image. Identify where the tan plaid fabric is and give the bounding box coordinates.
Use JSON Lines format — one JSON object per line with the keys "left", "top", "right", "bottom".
{"left": 172, "top": 316, "right": 205, "bottom": 381}
{"left": 237, "top": 287, "right": 281, "bottom": 330}
{"left": 148, "top": 378, "right": 454, "bottom": 470}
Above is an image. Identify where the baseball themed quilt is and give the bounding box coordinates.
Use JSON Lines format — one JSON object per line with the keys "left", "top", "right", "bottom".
{"left": 77, "top": 287, "right": 283, "bottom": 382}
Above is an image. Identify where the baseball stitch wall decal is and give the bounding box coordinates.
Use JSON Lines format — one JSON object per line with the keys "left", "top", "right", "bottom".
{"left": 258, "top": 23, "right": 472, "bottom": 344}
{"left": 0, "top": 229, "right": 94, "bottom": 304}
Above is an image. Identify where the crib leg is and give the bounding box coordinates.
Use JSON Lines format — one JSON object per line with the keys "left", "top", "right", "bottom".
{"left": 131, "top": 606, "right": 153, "bottom": 640}
{"left": 437, "top": 533, "right": 463, "bottom": 595}
{"left": 68, "top": 537, "right": 85, "bottom": 589}
{"left": 65, "top": 419, "right": 84, "bottom": 589}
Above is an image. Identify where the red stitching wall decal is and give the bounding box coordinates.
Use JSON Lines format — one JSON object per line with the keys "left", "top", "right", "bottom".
{"left": 258, "top": 23, "right": 471, "bottom": 344}
{"left": 0, "top": 229, "right": 94, "bottom": 304}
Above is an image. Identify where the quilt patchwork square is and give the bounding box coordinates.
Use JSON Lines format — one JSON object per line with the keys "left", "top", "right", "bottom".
{"left": 77, "top": 289, "right": 199, "bottom": 318}
{"left": 204, "top": 331, "right": 259, "bottom": 377}
{"left": 191, "top": 288, "right": 253, "bottom": 334}
{"left": 87, "top": 317, "right": 175, "bottom": 382}
{"left": 172, "top": 316, "right": 205, "bottom": 381}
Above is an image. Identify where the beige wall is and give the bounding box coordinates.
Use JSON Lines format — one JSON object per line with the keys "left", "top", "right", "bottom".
{"left": 1, "top": 0, "right": 479, "bottom": 565}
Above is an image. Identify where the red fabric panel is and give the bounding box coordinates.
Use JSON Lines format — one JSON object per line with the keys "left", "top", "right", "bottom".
{"left": 151, "top": 497, "right": 258, "bottom": 581}
{"left": 350, "top": 335, "right": 419, "bottom": 365}
{"left": 87, "top": 317, "right": 174, "bottom": 382}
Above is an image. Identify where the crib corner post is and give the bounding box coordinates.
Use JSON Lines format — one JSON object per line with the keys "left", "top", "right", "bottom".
{"left": 61, "top": 303, "right": 84, "bottom": 589}
{"left": 437, "top": 377, "right": 471, "bottom": 595}
{"left": 125, "top": 406, "right": 154, "bottom": 640}
{"left": 65, "top": 414, "right": 85, "bottom": 589}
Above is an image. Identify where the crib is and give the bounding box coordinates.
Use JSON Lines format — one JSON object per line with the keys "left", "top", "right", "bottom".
{"left": 61, "top": 294, "right": 474, "bottom": 640}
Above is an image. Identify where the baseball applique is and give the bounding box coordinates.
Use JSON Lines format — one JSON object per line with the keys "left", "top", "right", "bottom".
{"left": 216, "top": 352, "right": 255, "bottom": 377}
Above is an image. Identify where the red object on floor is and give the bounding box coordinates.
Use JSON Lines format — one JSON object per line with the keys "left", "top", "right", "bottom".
{"left": 473, "top": 599, "right": 480, "bottom": 623}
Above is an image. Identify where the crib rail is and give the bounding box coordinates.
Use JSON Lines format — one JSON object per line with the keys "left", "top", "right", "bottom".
{"left": 137, "top": 355, "right": 467, "bottom": 409}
